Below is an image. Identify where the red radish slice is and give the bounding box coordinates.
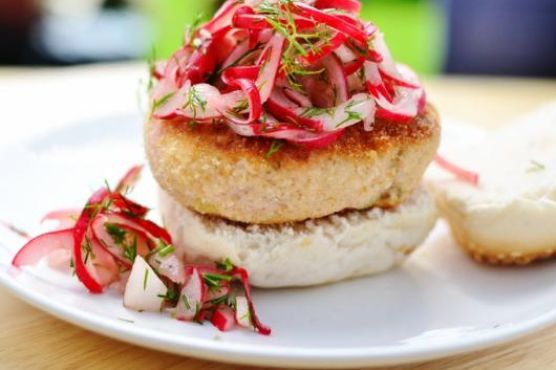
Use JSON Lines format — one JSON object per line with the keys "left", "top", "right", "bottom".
{"left": 123, "top": 256, "right": 167, "bottom": 312}
{"left": 175, "top": 268, "right": 205, "bottom": 321}
{"left": 41, "top": 209, "right": 80, "bottom": 227}
{"left": 314, "top": 0, "right": 362, "bottom": 14}
{"left": 334, "top": 44, "right": 358, "bottom": 64}
{"left": 235, "top": 296, "right": 251, "bottom": 328}
{"left": 163, "top": 47, "right": 192, "bottom": 84}
{"left": 289, "top": 2, "right": 367, "bottom": 44}
{"left": 87, "top": 236, "right": 120, "bottom": 287}
{"left": 222, "top": 79, "right": 262, "bottom": 125}
{"left": 115, "top": 165, "right": 143, "bottom": 194}
{"left": 108, "top": 193, "right": 149, "bottom": 218}
{"left": 266, "top": 89, "right": 322, "bottom": 130}
{"left": 99, "top": 212, "right": 172, "bottom": 245}
{"left": 46, "top": 249, "right": 72, "bottom": 272}
{"left": 221, "top": 39, "right": 250, "bottom": 69}
{"left": 283, "top": 88, "right": 311, "bottom": 107}
{"left": 298, "top": 32, "right": 347, "bottom": 65}
{"left": 233, "top": 6, "right": 316, "bottom": 31}
{"left": 373, "top": 32, "right": 419, "bottom": 89}
{"left": 434, "top": 154, "right": 479, "bottom": 185}
{"left": 203, "top": 0, "right": 241, "bottom": 34}
{"left": 12, "top": 228, "right": 74, "bottom": 268}
{"left": 343, "top": 57, "right": 365, "bottom": 76}
{"left": 255, "top": 123, "right": 345, "bottom": 150}
{"left": 73, "top": 187, "right": 111, "bottom": 293}
{"left": 211, "top": 306, "right": 236, "bottom": 332}
{"left": 221, "top": 65, "right": 261, "bottom": 85}
{"left": 148, "top": 253, "right": 186, "bottom": 285}
{"left": 91, "top": 215, "right": 152, "bottom": 267}
{"left": 232, "top": 267, "right": 271, "bottom": 335}
{"left": 255, "top": 34, "right": 285, "bottom": 104}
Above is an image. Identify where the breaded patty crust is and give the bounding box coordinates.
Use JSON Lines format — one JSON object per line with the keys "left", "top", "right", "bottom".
{"left": 145, "top": 104, "right": 440, "bottom": 224}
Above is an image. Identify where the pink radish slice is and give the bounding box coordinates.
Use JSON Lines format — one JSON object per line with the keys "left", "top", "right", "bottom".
{"left": 149, "top": 253, "right": 185, "bottom": 285}
{"left": 175, "top": 268, "right": 205, "bottom": 321}
{"left": 434, "top": 154, "right": 479, "bottom": 185}
{"left": 255, "top": 34, "right": 285, "bottom": 104}
{"left": 314, "top": 0, "right": 362, "bottom": 14}
{"left": 41, "top": 209, "right": 80, "bottom": 229}
{"left": 283, "top": 88, "right": 312, "bottom": 107}
{"left": 221, "top": 39, "right": 250, "bottom": 69}
{"left": 211, "top": 306, "right": 236, "bottom": 332}
{"left": 232, "top": 267, "right": 271, "bottom": 335}
{"left": 373, "top": 32, "right": 419, "bottom": 89}
{"left": 203, "top": 0, "right": 241, "bottom": 34}
{"left": 235, "top": 296, "right": 251, "bottom": 328}
{"left": 290, "top": 2, "right": 367, "bottom": 44}
{"left": 298, "top": 32, "right": 347, "bottom": 65}
{"left": 221, "top": 78, "right": 262, "bottom": 124}
{"left": 268, "top": 89, "right": 374, "bottom": 132}
{"left": 115, "top": 165, "right": 143, "bottom": 194}
{"left": 73, "top": 187, "right": 113, "bottom": 293}
{"left": 46, "top": 249, "right": 72, "bottom": 272}
{"left": 205, "top": 286, "right": 231, "bottom": 303}
{"left": 343, "top": 57, "right": 365, "bottom": 76}
{"left": 90, "top": 215, "right": 152, "bottom": 267}
{"left": 12, "top": 228, "right": 74, "bottom": 268}
{"left": 334, "top": 44, "right": 358, "bottom": 64}
{"left": 256, "top": 124, "right": 345, "bottom": 150}
{"left": 107, "top": 193, "right": 149, "bottom": 219}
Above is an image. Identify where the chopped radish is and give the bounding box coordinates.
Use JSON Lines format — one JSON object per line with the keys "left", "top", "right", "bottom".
{"left": 175, "top": 268, "right": 205, "bottom": 321}
{"left": 12, "top": 228, "right": 74, "bottom": 268}
{"left": 235, "top": 296, "right": 251, "bottom": 328}
{"left": 123, "top": 256, "right": 167, "bottom": 312}
{"left": 211, "top": 306, "right": 237, "bottom": 332}
{"left": 434, "top": 154, "right": 480, "bottom": 185}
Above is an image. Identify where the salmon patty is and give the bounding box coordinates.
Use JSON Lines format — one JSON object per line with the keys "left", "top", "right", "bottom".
{"left": 145, "top": 104, "right": 440, "bottom": 224}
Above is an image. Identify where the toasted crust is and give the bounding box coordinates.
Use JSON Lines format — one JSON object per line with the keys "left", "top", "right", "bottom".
{"left": 145, "top": 104, "right": 440, "bottom": 224}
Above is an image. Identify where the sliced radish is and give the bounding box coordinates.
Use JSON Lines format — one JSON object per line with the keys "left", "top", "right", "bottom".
{"left": 289, "top": 2, "right": 367, "bottom": 44}
{"left": 175, "top": 268, "right": 205, "bottom": 321}
{"left": 205, "top": 285, "right": 231, "bottom": 303}
{"left": 12, "top": 228, "right": 74, "bottom": 268}
{"left": 322, "top": 54, "right": 349, "bottom": 105}
{"left": 298, "top": 32, "right": 347, "bottom": 65}
{"left": 148, "top": 252, "right": 186, "bottom": 285}
{"left": 211, "top": 305, "right": 236, "bottom": 332}
{"left": 434, "top": 154, "right": 480, "bottom": 185}
{"left": 235, "top": 296, "right": 251, "bottom": 328}
{"left": 115, "top": 165, "right": 143, "bottom": 194}
{"left": 283, "top": 87, "right": 312, "bottom": 107}
{"left": 314, "top": 0, "right": 362, "bottom": 14}
{"left": 123, "top": 256, "right": 167, "bottom": 312}
{"left": 232, "top": 267, "right": 271, "bottom": 335}
{"left": 255, "top": 34, "right": 285, "bottom": 104}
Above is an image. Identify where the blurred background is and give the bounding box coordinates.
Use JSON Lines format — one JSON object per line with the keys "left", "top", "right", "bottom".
{"left": 1, "top": 0, "right": 555, "bottom": 76}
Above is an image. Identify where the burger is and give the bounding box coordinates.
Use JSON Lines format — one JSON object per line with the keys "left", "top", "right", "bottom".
{"left": 145, "top": 0, "right": 440, "bottom": 287}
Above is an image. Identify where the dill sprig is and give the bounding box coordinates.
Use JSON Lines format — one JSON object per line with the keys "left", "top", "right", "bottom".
{"left": 183, "top": 86, "right": 207, "bottom": 122}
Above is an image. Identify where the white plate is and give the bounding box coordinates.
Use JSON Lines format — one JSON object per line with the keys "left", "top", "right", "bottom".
{"left": 1, "top": 114, "right": 556, "bottom": 368}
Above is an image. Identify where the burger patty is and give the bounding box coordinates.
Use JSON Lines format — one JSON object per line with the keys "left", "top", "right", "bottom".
{"left": 145, "top": 104, "right": 441, "bottom": 224}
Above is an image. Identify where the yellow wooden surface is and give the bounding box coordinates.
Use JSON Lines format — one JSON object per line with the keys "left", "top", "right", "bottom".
{"left": 0, "top": 65, "right": 555, "bottom": 370}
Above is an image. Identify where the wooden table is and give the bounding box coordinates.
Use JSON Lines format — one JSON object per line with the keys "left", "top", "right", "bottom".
{"left": 1, "top": 64, "right": 555, "bottom": 369}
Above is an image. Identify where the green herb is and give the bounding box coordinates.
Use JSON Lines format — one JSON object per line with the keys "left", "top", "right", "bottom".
{"left": 183, "top": 86, "right": 207, "bottom": 122}
{"left": 181, "top": 295, "right": 191, "bottom": 310}
{"left": 117, "top": 317, "right": 135, "bottom": 324}
{"left": 527, "top": 160, "right": 546, "bottom": 173}
{"left": 337, "top": 100, "right": 364, "bottom": 127}
{"left": 143, "top": 268, "right": 149, "bottom": 290}
{"left": 83, "top": 237, "right": 95, "bottom": 264}
{"left": 184, "top": 13, "right": 205, "bottom": 48}
{"left": 300, "top": 106, "right": 334, "bottom": 118}
{"left": 203, "top": 272, "right": 233, "bottom": 289}
{"left": 158, "top": 288, "right": 179, "bottom": 303}
{"left": 105, "top": 223, "right": 126, "bottom": 244}
{"left": 209, "top": 295, "right": 229, "bottom": 306}
{"left": 158, "top": 244, "right": 175, "bottom": 257}
{"left": 123, "top": 236, "right": 138, "bottom": 263}
{"left": 216, "top": 258, "right": 235, "bottom": 273}
{"left": 265, "top": 140, "right": 284, "bottom": 158}
{"left": 149, "top": 239, "right": 175, "bottom": 258}
{"left": 152, "top": 92, "right": 176, "bottom": 114}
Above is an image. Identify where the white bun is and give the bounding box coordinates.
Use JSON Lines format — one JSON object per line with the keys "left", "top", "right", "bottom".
{"left": 428, "top": 103, "right": 556, "bottom": 264}
{"left": 159, "top": 187, "right": 437, "bottom": 288}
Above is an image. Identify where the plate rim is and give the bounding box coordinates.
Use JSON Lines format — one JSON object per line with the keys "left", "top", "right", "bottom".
{"left": 1, "top": 261, "right": 556, "bottom": 368}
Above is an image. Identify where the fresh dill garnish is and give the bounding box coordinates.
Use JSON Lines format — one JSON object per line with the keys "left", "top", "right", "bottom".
{"left": 216, "top": 258, "right": 235, "bottom": 273}
{"left": 184, "top": 13, "right": 205, "bottom": 48}
{"left": 152, "top": 92, "right": 175, "bottom": 112}
{"left": 203, "top": 272, "right": 233, "bottom": 289}
{"left": 527, "top": 160, "right": 546, "bottom": 173}
{"left": 183, "top": 86, "right": 207, "bottom": 122}
{"left": 209, "top": 295, "right": 229, "bottom": 306}
{"left": 300, "top": 106, "right": 334, "bottom": 118}
{"left": 182, "top": 294, "right": 192, "bottom": 310}
{"left": 143, "top": 268, "right": 149, "bottom": 290}
{"left": 123, "top": 236, "right": 138, "bottom": 263}
{"left": 265, "top": 140, "right": 284, "bottom": 158}
{"left": 337, "top": 99, "right": 364, "bottom": 127}
{"left": 105, "top": 223, "right": 126, "bottom": 244}
{"left": 149, "top": 239, "right": 174, "bottom": 258}
{"left": 158, "top": 287, "right": 179, "bottom": 303}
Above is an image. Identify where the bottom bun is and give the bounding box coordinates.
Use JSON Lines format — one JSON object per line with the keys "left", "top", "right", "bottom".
{"left": 159, "top": 188, "right": 437, "bottom": 288}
